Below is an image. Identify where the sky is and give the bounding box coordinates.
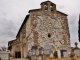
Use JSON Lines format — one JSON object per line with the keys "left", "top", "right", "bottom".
{"left": 0, "top": 0, "right": 80, "bottom": 48}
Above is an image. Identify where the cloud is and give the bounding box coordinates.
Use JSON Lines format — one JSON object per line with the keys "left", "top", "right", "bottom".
{"left": 68, "top": 14, "right": 78, "bottom": 29}
{"left": 57, "top": 5, "right": 65, "bottom": 9}
{"left": 0, "top": 18, "right": 17, "bottom": 37}
{"left": 0, "top": 18, "right": 18, "bottom": 47}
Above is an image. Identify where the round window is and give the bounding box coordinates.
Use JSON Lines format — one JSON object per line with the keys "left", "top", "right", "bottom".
{"left": 48, "top": 34, "right": 51, "bottom": 38}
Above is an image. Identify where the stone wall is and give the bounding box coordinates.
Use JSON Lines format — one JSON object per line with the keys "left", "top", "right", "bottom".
{"left": 0, "top": 51, "right": 9, "bottom": 60}
{"left": 27, "top": 9, "right": 70, "bottom": 51}
{"left": 12, "top": 43, "right": 22, "bottom": 57}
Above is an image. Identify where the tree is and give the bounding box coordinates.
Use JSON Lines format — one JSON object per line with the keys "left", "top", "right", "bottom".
{"left": 0, "top": 46, "right": 7, "bottom": 51}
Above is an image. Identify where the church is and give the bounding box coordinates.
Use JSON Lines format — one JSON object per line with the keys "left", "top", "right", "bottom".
{"left": 8, "top": 1, "right": 71, "bottom": 58}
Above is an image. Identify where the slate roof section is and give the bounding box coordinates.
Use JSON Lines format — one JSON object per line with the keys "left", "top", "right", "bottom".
{"left": 8, "top": 39, "right": 16, "bottom": 46}
{"left": 29, "top": 9, "right": 41, "bottom": 13}
{"left": 57, "top": 11, "right": 68, "bottom": 16}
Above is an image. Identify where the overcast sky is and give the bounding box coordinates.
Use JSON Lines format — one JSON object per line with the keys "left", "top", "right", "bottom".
{"left": 0, "top": 0, "right": 80, "bottom": 48}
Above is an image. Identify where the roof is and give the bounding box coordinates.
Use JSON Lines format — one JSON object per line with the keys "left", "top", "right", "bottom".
{"left": 73, "top": 47, "right": 80, "bottom": 50}
{"left": 16, "top": 15, "right": 30, "bottom": 38}
{"left": 8, "top": 39, "right": 16, "bottom": 46}
{"left": 29, "top": 9, "right": 41, "bottom": 13}
{"left": 40, "top": 1, "right": 56, "bottom": 5}
{"left": 57, "top": 11, "right": 68, "bottom": 16}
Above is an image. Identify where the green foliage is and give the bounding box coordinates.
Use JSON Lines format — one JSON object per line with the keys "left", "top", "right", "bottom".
{"left": 8, "top": 58, "right": 10, "bottom": 60}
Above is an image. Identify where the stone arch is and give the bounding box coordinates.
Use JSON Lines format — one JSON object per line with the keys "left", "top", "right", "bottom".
{"left": 44, "top": 4, "right": 48, "bottom": 11}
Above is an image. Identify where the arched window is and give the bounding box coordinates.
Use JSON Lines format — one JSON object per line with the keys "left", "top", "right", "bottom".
{"left": 44, "top": 5, "right": 48, "bottom": 11}
{"left": 50, "top": 6, "right": 53, "bottom": 11}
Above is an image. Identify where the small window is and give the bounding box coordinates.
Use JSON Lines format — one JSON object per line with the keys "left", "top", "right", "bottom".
{"left": 44, "top": 5, "right": 48, "bottom": 11}
{"left": 48, "top": 34, "right": 51, "bottom": 38}
{"left": 50, "top": 6, "right": 53, "bottom": 11}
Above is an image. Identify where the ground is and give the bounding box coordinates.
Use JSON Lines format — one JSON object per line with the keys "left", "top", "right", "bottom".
{"left": 10, "top": 58, "right": 28, "bottom": 60}
{"left": 10, "top": 57, "right": 80, "bottom": 60}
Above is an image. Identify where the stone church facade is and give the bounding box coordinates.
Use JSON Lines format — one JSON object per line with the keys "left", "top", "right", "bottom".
{"left": 8, "top": 1, "right": 70, "bottom": 58}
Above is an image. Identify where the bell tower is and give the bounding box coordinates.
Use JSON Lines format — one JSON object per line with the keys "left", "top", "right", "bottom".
{"left": 40, "top": 1, "right": 56, "bottom": 13}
